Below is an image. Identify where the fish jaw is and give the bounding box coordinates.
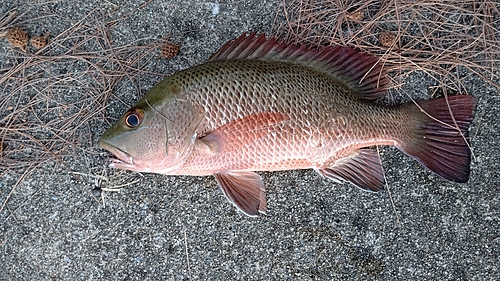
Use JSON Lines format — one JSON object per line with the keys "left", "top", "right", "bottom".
{"left": 98, "top": 137, "right": 191, "bottom": 174}
{"left": 98, "top": 139, "right": 139, "bottom": 171}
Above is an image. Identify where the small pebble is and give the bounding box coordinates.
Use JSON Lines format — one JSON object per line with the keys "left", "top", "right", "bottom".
{"left": 91, "top": 187, "right": 101, "bottom": 196}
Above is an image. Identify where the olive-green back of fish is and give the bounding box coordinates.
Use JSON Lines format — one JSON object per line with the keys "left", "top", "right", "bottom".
{"left": 165, "top": 59, "right": 401, "bottom": 172}
{"left": 98, "top": 33, "right": 475, "bottom": 217}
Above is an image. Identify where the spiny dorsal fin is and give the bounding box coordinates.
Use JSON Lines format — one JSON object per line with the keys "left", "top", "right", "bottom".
{"left": 209, "top": 33, "right": 388, "bottom": 100}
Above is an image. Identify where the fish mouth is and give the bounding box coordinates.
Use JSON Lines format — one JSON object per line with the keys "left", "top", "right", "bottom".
{"left": 98, "top": 140, "right": 135, "bottom": 168}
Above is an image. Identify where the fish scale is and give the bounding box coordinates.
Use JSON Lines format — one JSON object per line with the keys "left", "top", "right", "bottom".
{"left": 170, "top": 59, "right": 401, "bottom": 175}
{"left": 98, "top": 33, "right": 475, "bottom": 216}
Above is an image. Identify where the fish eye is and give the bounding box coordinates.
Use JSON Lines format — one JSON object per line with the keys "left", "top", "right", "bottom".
{"left": 124, "top": 109, "right": 144, "bottom": 128}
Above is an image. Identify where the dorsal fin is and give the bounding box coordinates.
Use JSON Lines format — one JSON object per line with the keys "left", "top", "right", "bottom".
{"left": 209, "top": 33, "right": 389, "bottom": 99}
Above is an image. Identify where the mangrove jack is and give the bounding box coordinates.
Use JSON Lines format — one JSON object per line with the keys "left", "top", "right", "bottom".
{"left": 99, "top": 33, "right": 475, "bottom": 216}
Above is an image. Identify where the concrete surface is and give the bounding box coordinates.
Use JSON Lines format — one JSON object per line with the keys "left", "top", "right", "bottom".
{"left": 0, "top": 1, "right": 498, "bottom": 280}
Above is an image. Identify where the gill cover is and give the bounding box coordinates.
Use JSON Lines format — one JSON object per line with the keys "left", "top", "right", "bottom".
{"left": 98, "top": 79, "right": 205, "bottom": 174}
{"left": 158, "top": 96, "right": 205, "bottom": 173}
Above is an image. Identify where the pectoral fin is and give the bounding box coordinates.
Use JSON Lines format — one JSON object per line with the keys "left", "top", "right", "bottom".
{"left": 200, "top": 112, "right": 288, "bottom": 155}
{"left": 214, "top": 171, "right": 267, "bottom": 217}
{"left": 316, "top": 148, "right": 385, "bottom": 191}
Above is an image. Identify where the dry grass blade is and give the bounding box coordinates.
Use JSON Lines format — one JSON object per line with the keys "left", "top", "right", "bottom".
{"left": 271, "top": 0, "right": 497, "bottom": 224}
{"left": 272, "top": 0, "right": 500, "bottom": 94}
{"left": 0, "top": 8, "right": 170, "bottom": 177}
{"left": 0, "top": 8, "right": 26, "bottom": 35}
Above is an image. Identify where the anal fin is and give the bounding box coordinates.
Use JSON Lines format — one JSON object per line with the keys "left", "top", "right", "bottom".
{"left": 214, "top": 171, "right": 267, "bottom": 216}
{"left": 316, "top": 148, "right": 385, "bottom": 191}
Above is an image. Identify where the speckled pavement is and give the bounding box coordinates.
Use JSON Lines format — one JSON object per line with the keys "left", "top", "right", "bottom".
{"left": 0, "top": 1, "right": 498, "bottom": 280}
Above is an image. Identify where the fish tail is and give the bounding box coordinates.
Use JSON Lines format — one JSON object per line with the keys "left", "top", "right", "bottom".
{"left": 396, "top": 95, "right": 476, "bottom": 182}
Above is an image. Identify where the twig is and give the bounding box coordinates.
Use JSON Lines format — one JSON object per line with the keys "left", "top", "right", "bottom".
{"left": 184, "top": 230, "right": 192, "bottom": 281}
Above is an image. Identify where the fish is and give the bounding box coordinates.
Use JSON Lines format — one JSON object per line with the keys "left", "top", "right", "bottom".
{"left": 98, "top": 33, "right": 476, "bottom": 217}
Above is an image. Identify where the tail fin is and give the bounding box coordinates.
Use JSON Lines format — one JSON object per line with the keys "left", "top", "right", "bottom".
{"left": 397, "top": 95, "right": 476, "bottom": 183}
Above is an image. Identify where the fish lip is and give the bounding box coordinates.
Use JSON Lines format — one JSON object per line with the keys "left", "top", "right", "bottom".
{"left": 98, "top": 140, "right": 134, "bottom": 167}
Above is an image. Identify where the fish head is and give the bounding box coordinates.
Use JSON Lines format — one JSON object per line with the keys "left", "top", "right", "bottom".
{"left": 98, "top": 80, "right": 204, "bottom": 174}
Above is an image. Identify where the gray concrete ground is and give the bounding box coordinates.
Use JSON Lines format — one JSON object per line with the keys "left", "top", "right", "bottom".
{"left": 0, "top": 1, "right": 499, "bottom": 280}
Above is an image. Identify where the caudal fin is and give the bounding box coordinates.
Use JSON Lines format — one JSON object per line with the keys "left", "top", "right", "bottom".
{"left": 397, "top": 95, "right": 476, "bottom": 183}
